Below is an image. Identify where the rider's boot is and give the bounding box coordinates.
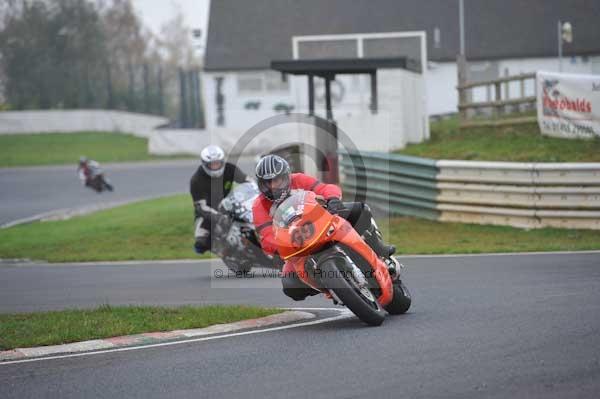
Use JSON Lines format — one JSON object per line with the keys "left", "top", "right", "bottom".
{"left": 362, "top": 220, "right": 396, "bottom": 259}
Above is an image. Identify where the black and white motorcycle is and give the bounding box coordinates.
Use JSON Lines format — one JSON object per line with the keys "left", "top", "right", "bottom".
{"left": 211, "top": 182, "right": 275, "bottom": 274}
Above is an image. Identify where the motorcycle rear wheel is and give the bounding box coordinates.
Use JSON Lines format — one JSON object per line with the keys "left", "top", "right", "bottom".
{"left": 319, "top": 259, "right": 385, "bottom": 326}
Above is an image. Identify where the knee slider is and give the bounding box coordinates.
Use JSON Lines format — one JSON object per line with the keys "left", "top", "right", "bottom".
{"left": 282, "top": 287, "right": 308, "bottom": 301}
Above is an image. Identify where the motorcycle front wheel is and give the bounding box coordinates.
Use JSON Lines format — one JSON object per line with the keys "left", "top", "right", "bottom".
{"left": 319, "top": 259, "right": 386, "bottom": 326}
{"left": 223, "top": 257, "right": 253, "bottom": 275}
{"left": 102, "top": 180, "right": 114, "bottom": 192}
{"left": 384, "top": 280, "right": 412, "bottom": 315}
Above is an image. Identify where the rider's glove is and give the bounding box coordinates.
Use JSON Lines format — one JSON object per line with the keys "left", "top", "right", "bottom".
{"left": 194, "top": 200, "right": 218, "bottom": 218}
{"left": 326, "top": 198, "right": 344, "bottom": 214}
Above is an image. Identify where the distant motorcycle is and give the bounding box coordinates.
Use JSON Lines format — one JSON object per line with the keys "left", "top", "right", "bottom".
{"left": 78, "top": 160, "right": 114, "bottom": 193}
{"left": 211, "top": 182, "right": 275, "bottom": 274}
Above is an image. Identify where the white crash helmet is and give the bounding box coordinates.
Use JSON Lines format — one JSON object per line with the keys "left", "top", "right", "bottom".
{"left": 200, "top": 145, "right": 226, "bottom": 178}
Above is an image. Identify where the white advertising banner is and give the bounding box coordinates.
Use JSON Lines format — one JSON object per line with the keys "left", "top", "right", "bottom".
{"left": 537, "top": 71, "right": 600, "bottom": 139}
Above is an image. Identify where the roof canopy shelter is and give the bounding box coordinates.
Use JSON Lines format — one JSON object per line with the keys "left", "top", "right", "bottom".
{"left": 271, "top": 57, "right": 417, "bottom": 121}
{"left": 271, "top": 56, "right": 418, "bottom": 184}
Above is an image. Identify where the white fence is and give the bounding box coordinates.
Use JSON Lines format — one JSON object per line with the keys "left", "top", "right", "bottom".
{"left": 0, "top": 110, "right": 168, "bottom": 138}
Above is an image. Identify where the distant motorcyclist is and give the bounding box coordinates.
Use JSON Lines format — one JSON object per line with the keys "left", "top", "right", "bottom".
{"left": 78, "top": 156, "right": 113, "bottom": 192}
{"left": 252, "top": 154, "right": 396, "bottom": 301}
{"left": 190, "top": 145, "right": 248, "bottom": 254}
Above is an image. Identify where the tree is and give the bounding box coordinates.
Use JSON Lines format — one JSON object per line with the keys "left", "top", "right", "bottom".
{"left": 0, "top": 0, "right": 107, "bottom": 109}
{"left": 99, "top": 0, "right": 148, "bottom": 110}
{"left": 156, "top": 8, "right": 199, "bottom": 70}
{"left": 154, "top": 6, "right": 202, "bottom": 125}
{"left": 0, "top": 0, "right": 203, "bottom": 120}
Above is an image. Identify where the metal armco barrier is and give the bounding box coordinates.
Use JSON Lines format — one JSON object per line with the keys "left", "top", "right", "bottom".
{"left": 341, "top": 152, "right": 440, "bottom": 220}
{"left": 340, "top": 152, "right": 600, "bottom": 230}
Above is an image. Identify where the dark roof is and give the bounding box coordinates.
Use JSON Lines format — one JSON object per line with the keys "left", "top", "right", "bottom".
{"left": 271, "top": 57, "right": 418, "bottom": 77}
{"left": 205, "top": 0, "right": 600, "bottom": 71}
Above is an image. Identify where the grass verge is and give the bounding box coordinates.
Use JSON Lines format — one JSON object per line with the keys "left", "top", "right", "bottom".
{"left": 383, "top": 216, "right": 600, "bottom": 254}
{"left": 396, "top": 116, "right": 600, "bottom": 162}
{"left": 0, "top": 194, "right": 206, "bottom": 262}
{"left": 0, "top": 305, "right": 283, "bottom": 350}
{"left": 0, "top": 132, "right": 193, "bottom": 167}
{"left": 0, "top": 195, "right": 599, "bottom": 263}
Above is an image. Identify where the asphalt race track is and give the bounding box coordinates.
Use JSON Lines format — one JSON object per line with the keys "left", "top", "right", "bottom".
{"left": 0, "top": 158, "right": 256, "bottom": 226}
{"left": 1, "top": 252, "right": 600, "bottom": 398}
{"left": 1, "top": 155, "right": 599, "bottom": 398}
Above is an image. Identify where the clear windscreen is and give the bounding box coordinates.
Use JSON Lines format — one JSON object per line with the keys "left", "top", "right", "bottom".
{"left": 229, "top": 182, "right": 258, "bottom": 202}
{"left": 219, "top": 182, "right": 259, "bottom": 222}
{"left": 273, "top": 191, "right": 307, "bottom": 228}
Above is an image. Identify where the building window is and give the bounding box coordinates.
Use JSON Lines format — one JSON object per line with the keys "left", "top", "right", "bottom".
{"left": 237, "top": 74, "right": 263, "bottom": 94}
{"left": 237, "top": 72, "right": 290, "bottom": 94}
{"left": 265, "top": 72, "right": 290, "bottom": 92}
{"left": 434, "top": 27, "right": 441, "bottom": 49}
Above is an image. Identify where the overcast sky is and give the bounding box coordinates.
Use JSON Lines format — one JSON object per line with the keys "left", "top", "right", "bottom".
{"left": 131, "top": 0, "right": 210, "bottom": 49}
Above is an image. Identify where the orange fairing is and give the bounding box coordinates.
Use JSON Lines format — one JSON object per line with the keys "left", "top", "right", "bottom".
{"left": 273, "top": 191, "right": 393, "bottom": 306}
{"left": 273, "top": 191, "right": 333, "bottom": 259}
{"left": 286, "top": 256, "right": 322, "bottom": 292}
{"left": 329, "top": 216, "right": 393, "bottom": 306}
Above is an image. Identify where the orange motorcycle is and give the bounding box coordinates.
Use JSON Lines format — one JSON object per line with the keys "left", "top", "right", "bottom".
{"left": 273, "top": 190, "right": 411, "bottom": 326}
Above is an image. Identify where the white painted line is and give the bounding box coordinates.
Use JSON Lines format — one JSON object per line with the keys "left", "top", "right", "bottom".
{"left": 0, "top": 159, "right": 199, "bottom": 173}
{"left": 0, "top": 258, "right": 216, "bottom": 267}
{"left": 0, "top": 308, "right": 353, "bottom": 366}
{"left": 541, "top": 293, "right": 584, "bottom": 299}
{"left": 50, "top": 258, "right": 216, "bottom": 267}
{"left": 0, "top": 212, "right": 54, "bottom": 229}
{"left": 396, "top": 250, "right": 600, "bottom": 259}
{"left": 5, "top": 250, "right": 599, "bottom": 268}
{"left": 1, "top": 311, "right": 315, "bottom": 360}
{"left": 1, "top": 192, "right": 184, "bottom": 229}
{"left": 0, "top": 156, "right": 257, "bottom": 172}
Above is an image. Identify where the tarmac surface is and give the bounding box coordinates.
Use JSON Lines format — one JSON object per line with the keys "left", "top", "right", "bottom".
{"left": 0, "top": 158, "right": 256, "bottom": 226}
{"left": 2, "top": 159, "right": 600, "bottom": 398}
{"left": 1, "top": 252, "right": 600, "bottom": 398}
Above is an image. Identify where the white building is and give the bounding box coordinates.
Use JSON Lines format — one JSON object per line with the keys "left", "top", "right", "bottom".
{"left": 203, "top": 0, "right": 600, "bottom": 150}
